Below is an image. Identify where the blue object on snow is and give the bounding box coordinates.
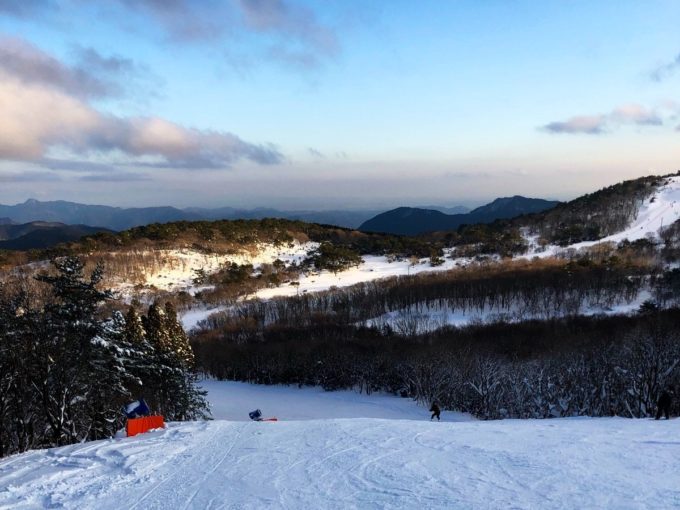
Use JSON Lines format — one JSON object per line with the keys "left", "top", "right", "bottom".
{"left": 125, "top": 399, "right": 151, "bottom": 419}
{"left": 249, "top": 409, "right": 262, "bottom": 421}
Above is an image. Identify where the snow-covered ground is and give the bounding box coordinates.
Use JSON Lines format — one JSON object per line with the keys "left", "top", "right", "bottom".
{"left": 363, "top": 290, "right": 653, "bottom": 334}
{"left": 254, "top": 253, "right": 467, "bottom": 300}
{"left": 1, "top": 381, "right": 678, "bottom": 509}
{"left": 112, "top": 241, "right": 317, "bottom": 294}
{"left": 180, "top": 252, "right": 471, "bottom": 330}
{"left": 201, "top": 380, "right": 468, "bottom": 422}
{"left": 526, "top": 175, "right": 680, "bottom": 259}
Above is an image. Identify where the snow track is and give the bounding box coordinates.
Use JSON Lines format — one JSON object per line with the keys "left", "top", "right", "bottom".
{"left": 1, "top": 418, "right": 679, "bottom": 509}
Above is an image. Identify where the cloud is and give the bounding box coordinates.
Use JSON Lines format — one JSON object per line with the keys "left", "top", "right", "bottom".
{"left": 307, "top": 147, "right": 325, "bottom": 158}
{"left": 611, "top": 104, "right": 662, "bottom": 125}
{"left": 0, "top": 0, "right": 54, "bottom": 18}
{"left": 40, "top": 158, "right": 119, "bottom": 173}
{"left": 0, "top": 37, "right": 283, "bottom": 169}
{"left": 236, "top": 0, "right": 338, "bottom": 53}
{"left": 3, "top": 1, "right": 338, "bottom": 69}
{"left": 79, "top": 172, "right": 150, "bottom": 182}
{"left": 543, "top": 104, "right": 665, "bottom": 135}
{"left": 0, "top": 170, "right": 60, "bottom": 182}
{"left": 0, "top": 36, "right": 142, "bottom": 99}
{"left": 651, "top": 53, "right": 680, "bottom": 82}
{"left": 543, "top": 115, "right": 607, "bottom": 135}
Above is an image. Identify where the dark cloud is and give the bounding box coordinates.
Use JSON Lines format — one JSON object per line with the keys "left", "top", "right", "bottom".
{"left": 0, "top": 36, "right": 142, "bottom": 99}
{"left": 651, "top": 53, "right": 680, "bottom": 82}
{"left": 543, "top": 104, "right": 664, "bottom": 135}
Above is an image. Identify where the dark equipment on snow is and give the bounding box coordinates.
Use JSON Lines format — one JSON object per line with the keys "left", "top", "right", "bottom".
{"left": 249, "top": 409, "right": 263, "bottom": 421}
{"left": 125, "top": 399, "right": 150, "bottom": 419}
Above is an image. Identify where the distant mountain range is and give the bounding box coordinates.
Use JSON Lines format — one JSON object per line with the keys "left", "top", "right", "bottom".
{"left": 359, "top": 196, "right": 561, "bottom": 235}
{"left": 0, "top": 199, "right": 393, "bottom": 231}
{"left": 0, "top": 221, "right": 113, "bottom": 250}
{"left": 0, "top": 197, "right": 555, "bottom": 248}
{"left": 0, "top": 199, "right": 474, "bottom": 232}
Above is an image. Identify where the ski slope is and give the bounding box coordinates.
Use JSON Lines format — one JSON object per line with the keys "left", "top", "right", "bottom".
{"left": 524, "top": 175, "right": 680, "bottom": 259}
{"left": 201, "top": 380, "right": 468, "bottom": 422}
{"left": 1, "top": 382, "right": 679, "bottom": 509}
{"left": 571, "top": 175, "right": 680, "bottom": 249}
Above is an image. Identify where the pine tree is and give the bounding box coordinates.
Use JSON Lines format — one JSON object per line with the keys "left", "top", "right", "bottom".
{"left": 34, "top": 258, "right": 112, "bottom": 445}
{"left": 87, "top": 311, "right": 137, "bottom": 439}
{"left": 164, "top": 302, "right": 195, "bottom": 368}
{"left": 140, "top": 302, "right": 210, "bottom": 421}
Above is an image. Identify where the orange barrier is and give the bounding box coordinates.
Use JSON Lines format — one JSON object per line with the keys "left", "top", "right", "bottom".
{"left": 126, "top": 415, "right": 165, "bottom": 437}
{"left": 262, "top": 417, "right": 278, "bottom": 422}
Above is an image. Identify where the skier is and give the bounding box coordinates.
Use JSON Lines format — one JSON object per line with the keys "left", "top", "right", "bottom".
{"left": 655, "top": 387, "right": 674, "bottom": 420}
{"left": 429, "top": 401, "right": 441, "bottom": 421}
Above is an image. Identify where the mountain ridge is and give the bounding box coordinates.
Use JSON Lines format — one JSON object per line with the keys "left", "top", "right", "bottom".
{"left": 359, "top": 196, "right": 561, "bottom": 235}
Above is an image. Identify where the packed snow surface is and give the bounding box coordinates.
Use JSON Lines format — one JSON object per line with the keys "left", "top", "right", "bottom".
{"left": 201, "top": 380, "right": 469, "bottom": 422}
{"left": 1, "top": 381, "right": 678, "bottom": 509}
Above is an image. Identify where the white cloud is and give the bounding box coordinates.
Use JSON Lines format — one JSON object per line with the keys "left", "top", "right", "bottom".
{"left": 0, "top": 37, "right": 282, "bottom": 169}
{"left": 543, "top": 104, "right": 665, "bottom": 135}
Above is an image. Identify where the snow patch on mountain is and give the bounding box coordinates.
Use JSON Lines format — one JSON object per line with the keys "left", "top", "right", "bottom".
{"left": 528, "top": 175, "right": 680, "bottom": 258}
{"left": 363, "top": 290, "right": 653, "bottom": 334}
{"left": 111, "top": 241, "right": 317, "bottom": 294}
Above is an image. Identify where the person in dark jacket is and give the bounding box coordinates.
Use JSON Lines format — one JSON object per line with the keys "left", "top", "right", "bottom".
{"left": 655, "top": 387, "right": 674, "bottom": 420}
{"left": 429, "top": 402, "right": 441, "bottom": 421}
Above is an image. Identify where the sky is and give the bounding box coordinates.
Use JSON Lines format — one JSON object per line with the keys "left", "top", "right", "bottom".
{"left": 0, "top": 0, "right": 679, "bottom": 210}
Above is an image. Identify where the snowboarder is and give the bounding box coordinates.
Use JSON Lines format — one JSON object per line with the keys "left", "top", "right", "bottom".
{"left": 429, "top": 401, "right": 441, "bottom": 421}
{"left": 249, "top": 409, "right": 263, "bottom": 421}
{"left": 655, "top": 387, "right": 674, "bottom": 420}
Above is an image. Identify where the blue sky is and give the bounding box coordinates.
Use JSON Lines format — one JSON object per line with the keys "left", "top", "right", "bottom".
{"left": 0, "top": 0, "right": 679, "bottom": 209}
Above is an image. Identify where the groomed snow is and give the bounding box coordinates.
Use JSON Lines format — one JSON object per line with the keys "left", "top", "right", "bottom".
{"left": 1, "top": 381, "right": 677, "bottom": 509}
{"left": 201, "top": 380, "right": 469, "bottom": 422}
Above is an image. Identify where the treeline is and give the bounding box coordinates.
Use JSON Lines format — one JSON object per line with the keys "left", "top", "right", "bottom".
{"left": 0, "top": 258, "right": 208, "bottom": 458}
{"left": 198, "top": 258, "right": 650, "bottom": 334}
{"left": 10, "top": 217, "right": 441, "bottom": 264}
{"left": 522, "top": 174, "right": 669, "bottom": 246}
{"left": 192, "top": 310, "right": 680, "bottom": 420}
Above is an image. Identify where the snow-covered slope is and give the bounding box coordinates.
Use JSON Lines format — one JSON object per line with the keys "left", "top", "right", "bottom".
{"left": 1, "top": 415, "right": 677, "bottom": 508}
{"left": 254, "top": 252, "right": 467, "bottom": 300}
{"left": 572, "top": 175, "right": 680, "bottom": 248}
{"left": 111, "top": 241, "right": 317, "bottom": 293}
{"left": 201, "top": 380, "right": 469, "bottom": 422}
{"left": 180, "top": 252, "right": 472, "bottom": 330}
{"left": 526, "top": 175, "right": 680, "bottom": 258}
{"left": 2, "top": 381, "right": 679, "bottom": 509}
